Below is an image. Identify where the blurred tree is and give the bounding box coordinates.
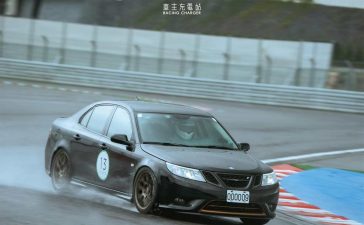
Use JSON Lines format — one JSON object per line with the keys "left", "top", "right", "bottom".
{"left": 333, "top": 43, "right": 343, "bottom": 61}
{"left": 355, "top": 47, "right": 364, "bottom": 62}
{"left": 344, "top": 45, "right": 354, "bottom": 61}
{"left": 301, "top": 0, "right": 313, "bottom": 4}
{"left": 31, "top": 0, "right": 42, "bottom": 18}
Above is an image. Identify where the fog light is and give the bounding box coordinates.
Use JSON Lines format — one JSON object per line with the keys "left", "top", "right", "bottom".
{"left": 268, "top": 203, "right": 277, "bottom": 211}
{"left": 174, "top": 197, "right": 186, "bottom": 205}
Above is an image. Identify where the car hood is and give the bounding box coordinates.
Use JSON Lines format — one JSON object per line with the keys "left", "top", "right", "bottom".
{"left": 141, "top": 144, "right": 268, "bottom": 173}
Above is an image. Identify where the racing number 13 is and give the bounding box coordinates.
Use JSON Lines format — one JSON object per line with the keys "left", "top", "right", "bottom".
{"left": 97, "top": 151, "right": 109, "bottom": 181}
{"left": 100, "top": 157, "right": 107, "bottom": 170}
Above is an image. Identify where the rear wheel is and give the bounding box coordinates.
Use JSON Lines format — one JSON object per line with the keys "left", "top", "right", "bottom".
{"left": 133, "top": 167, "right": 158, "bottom": 214}
{"left": 240, "top": 218, "right": 270, "bottom": 225}
{"left": 51, "top": 150, "right": 71, "bottom": 192}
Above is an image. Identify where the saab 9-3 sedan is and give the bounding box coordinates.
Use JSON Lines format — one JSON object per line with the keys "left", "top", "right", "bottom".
{"left": 44, "top": 101, "right": 279, "bottom": 225}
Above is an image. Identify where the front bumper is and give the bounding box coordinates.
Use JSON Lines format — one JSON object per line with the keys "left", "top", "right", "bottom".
{"left": 158, "top": 173, "right": 279, "bottom": 219}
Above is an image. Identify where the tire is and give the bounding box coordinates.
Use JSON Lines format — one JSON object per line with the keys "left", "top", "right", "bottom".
{"left": 133, "top": 167, "right": 159, "bottom": 214}
{"left": 240, "top": 218, "right": 270, "bottom": 225}
{"left": 51, "top": 150, "right": 71, "bottom": 192}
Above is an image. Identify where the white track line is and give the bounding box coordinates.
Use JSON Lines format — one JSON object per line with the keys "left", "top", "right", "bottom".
{"left": 278, "top": 206, "right": 331, "bottom": 214}
{"left": 274, "top": 169, "right": 298, "bottom": 174}
{"left": 279, "top": 192, "right": 296, "bottom": 197}
{"left": 57, "top": 87, "right": 67, "bottom": 91}
{"left": 263, "top": 148, "right": 364, "bottom": 164}
{"left": 2, "top": 79, "right": 104, "bottom": 96}
{"left": 17, "top": 82, "right": 26, "bottom": 86}
{"left": 279, "top": 199, "right": 307, "bottom": 204}
{"left": 276, "top": 172, "right": 289, "bottom": 177}
{"left": 31, "top": 84, "right": 41, "bottom": 88}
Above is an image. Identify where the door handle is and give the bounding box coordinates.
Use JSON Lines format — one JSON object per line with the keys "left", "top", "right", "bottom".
{"left": 99, "top": 143, "right": 109, "bottom": 150}
{"left": 73, "top": 134, "right": 81, "bottom": 141}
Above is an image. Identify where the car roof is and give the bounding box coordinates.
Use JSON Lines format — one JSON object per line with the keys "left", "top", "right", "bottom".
{"left": 100, "top": 100, "right": 211, "bottom": 116}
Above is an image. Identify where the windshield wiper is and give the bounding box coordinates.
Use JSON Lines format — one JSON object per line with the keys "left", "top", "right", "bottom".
{"left": 191, "top": 145, "right": 236, "bottom": 150}
{"left": 142, "top": 142, "right": 190, "bottom": 147}
{"left": 143, "top": 142, "right": 236, "bottom": 150}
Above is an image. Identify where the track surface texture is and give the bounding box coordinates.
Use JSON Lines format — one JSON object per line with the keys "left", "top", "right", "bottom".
{"left": 0, "top": 79, "right": 363, "bottom": 225}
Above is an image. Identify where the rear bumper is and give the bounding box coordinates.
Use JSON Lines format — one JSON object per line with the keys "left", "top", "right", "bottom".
{"left": 158, "top": 173, "right": 279, "bottom": 219}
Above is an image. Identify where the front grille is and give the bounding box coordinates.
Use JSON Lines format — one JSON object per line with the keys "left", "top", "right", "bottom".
{"left": 217, "top": 173, "right": 251, "bottom": 188}
{"left": 202, "top": 171, "right": 220, "bottom": 185}
{"left": 200, "top": 201, "right": 266, "bottom": 217}
{"left": 254, "top": 175, "right": 262, "bottom": 186}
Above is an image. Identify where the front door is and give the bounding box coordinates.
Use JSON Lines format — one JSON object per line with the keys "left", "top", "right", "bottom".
{"left": 96, "top": 107, "right": 138, "bottom": 195}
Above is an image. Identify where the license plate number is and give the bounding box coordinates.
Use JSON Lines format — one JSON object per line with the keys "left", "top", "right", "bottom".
{"left": 226, "top": 190, "right": 250, "bottom": 203}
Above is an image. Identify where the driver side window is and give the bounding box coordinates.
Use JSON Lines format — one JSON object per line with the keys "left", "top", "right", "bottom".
{"left": 107, "top": 107, "right": 133, "bottom": 140}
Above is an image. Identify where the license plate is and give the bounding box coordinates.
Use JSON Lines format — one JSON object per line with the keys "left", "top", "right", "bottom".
{"left": 226, "top": 190, "right": 250, "bottom": 203}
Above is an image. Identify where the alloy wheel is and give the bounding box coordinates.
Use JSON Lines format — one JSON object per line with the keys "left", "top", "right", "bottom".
{"left": 51, "top": 151, "right": 71, "bottom": 191}
{"left": 134, "top": 168, "right": 158, "bottom": 213}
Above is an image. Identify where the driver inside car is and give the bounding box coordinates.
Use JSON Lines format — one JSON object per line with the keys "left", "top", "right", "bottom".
{"left": 174, "top": 118, "right": 196, "bottom": 142}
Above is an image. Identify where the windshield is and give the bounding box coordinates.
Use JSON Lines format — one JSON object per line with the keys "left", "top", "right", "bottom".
{"left": 137, "top": 113, "right": 238, "bottom": 150}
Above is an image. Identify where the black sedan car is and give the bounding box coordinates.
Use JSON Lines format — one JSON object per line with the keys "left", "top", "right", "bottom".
{"left": 44, "top": 101, "right": 279, "bottom": 225}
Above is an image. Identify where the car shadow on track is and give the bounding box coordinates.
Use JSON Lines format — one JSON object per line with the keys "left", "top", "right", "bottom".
{"left": 0, "top": 185, "right": 254, "bottom": 225}
{"left": 64, "top": 186, "right": 244, "bottom": 225}
{"left": 68, "top": 187, "right": 243, "bottom": 225}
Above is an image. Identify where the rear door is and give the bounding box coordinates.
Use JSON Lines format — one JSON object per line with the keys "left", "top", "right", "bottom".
{"left": 71, "top": 104, "right": 115, "bottom": 183}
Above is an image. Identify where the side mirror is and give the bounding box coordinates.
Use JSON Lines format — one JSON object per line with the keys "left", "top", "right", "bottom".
{"left": 239, "top": 143, "right": 250, "bottom": 151}
{"left": 111, "top": 134, "right": 133, "bottom": 151}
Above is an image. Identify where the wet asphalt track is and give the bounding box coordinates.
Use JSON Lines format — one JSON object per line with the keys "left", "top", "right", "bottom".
{"left": 0, "top": 79, "right": 363, "bottom": 225}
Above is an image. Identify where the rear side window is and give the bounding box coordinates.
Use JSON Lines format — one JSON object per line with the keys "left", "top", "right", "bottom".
{"left": 107, "top": 107, "right": 133, "bottom": 139}
{"left": 80, "top": 109, "right": 93, "bottom": 127}
{"left": 87, "top": 105, "right": 114, "bottom": 134}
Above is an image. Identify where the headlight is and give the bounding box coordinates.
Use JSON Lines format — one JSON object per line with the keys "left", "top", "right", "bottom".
{"left": 262, "top": 171, "right": 278, "bottom": 186}
{"left": 166, "top": 162, "right": 206, "bottom": 182}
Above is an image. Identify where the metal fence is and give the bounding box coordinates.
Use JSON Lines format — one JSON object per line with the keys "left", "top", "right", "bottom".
{"left": 0, "top": 16, "right": 343, "bottom": 89}
{"left": 0, "top": 58, "right": 363, "bottom": 113}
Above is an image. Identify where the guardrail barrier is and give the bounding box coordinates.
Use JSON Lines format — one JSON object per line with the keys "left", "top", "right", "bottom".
{"left": 0, "top": 58, "right": 363, "bottom": 113}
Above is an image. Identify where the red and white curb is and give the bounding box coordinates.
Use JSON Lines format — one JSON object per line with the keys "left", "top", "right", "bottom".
{"left": 273, "top": 164, "right": 362, "bottom": 225}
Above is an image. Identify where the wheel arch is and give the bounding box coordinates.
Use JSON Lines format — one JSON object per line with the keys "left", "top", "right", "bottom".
{"left": 49, "top": 141, "right": 72, "bottom": 177}
{"left": 131, "top": 165, "right": 153, "bottom": 199}
{"left": 131, "top": 162, "right": 162, "bottom": 203}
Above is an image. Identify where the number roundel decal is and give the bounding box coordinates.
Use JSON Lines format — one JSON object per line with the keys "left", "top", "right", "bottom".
{"left": 96, "top": 150, "right": 109, "bottom": 181}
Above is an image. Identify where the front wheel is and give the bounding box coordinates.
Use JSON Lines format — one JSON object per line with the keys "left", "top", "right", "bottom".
{"left": 51, "top": 150, "right": 71, "bottom": 192}
{"left": 133, "top": 167, "right": 158, "bottom": 214}
{"left": 240, "top": 218, "right": 270, "bottom": 225}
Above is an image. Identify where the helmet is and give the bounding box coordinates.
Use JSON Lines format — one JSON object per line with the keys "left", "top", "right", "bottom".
{"left": 175, "top": 119, "right": 195, "bottom": 140}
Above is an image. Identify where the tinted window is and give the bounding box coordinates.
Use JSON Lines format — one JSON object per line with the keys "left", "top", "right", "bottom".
{"left": 87, "top": 105, "right": 114, "bottom": 134}
{"left": 80, "top": 108, "right": 93, "bottom": 126}
{"left": 107, "top": 107, "right": 133, "bottom": 139}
